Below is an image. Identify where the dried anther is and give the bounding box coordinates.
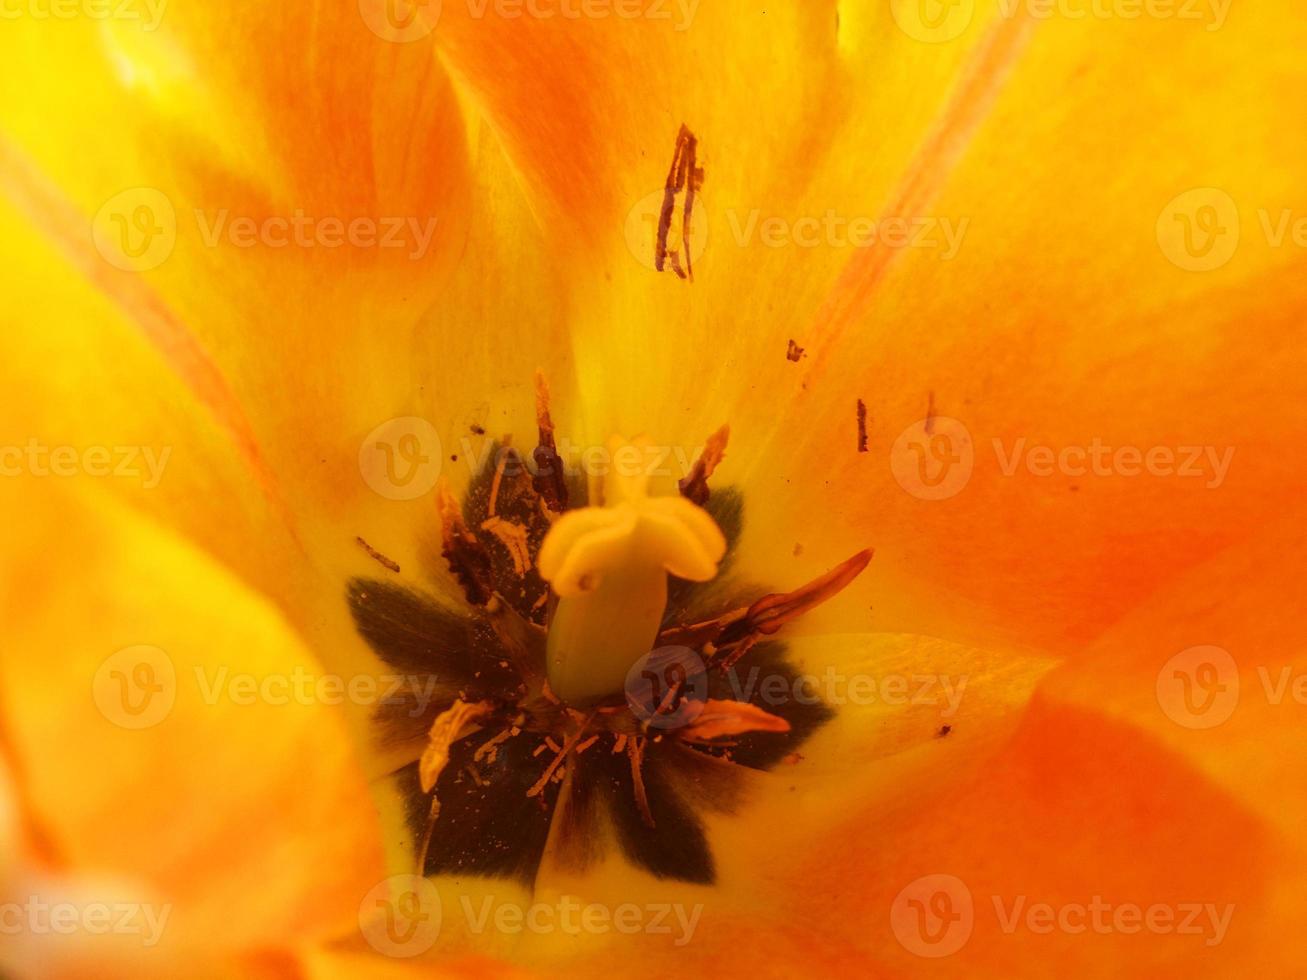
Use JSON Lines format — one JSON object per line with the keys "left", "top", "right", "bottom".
{"left": 679, "top": 424, "right": 730, "bottom": 506}
{"left": 655, "top": 124, "right": 704, "bottom": 281}
{"left": 438, "top": 481, "right": 494, "bottom": 605}
{"left": 480, "top": 516, "right": 532, "bottom": 576}
{"left": 420, "top": 700, "right": 493, "bottom": 793}
{"left": 532, "top": 370, "right": 569, "bottom": 512}
{"left": 683, "top": 700, "right": 791, "bottom": 742}
{"left": 356, "top": 536, "right": 400, "bottom": 573}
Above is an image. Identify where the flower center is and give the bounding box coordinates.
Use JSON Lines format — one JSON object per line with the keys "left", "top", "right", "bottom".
{"left": 347, "top": 375, "right": 871, "bottom": 886}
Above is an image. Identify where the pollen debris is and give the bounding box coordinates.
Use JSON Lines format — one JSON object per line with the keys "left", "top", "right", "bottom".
{"left": 355, "top": 536, "right": 400, "bottom": 573}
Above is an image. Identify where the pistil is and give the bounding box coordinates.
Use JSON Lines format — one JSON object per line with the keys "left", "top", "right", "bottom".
{"left": 538, "top": 437, "right": 726, "bottom": 703}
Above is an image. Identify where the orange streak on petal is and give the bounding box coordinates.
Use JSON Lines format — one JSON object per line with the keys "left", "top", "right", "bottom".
{"left": 0, "top": 710, "right": 63, "bottom": 870}
{"left": 806, "top": 10, "right": 1037, "bottom": 376}
{"left": 0, "top": 133, "right": 295, "bottom": 535}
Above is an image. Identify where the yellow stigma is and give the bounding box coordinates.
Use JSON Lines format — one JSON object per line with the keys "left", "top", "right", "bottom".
{"left": 537, "top": 436, "right": 727, "bottom": 704}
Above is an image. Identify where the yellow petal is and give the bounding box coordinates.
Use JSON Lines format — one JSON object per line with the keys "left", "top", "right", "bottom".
{"left": 0, "top": 478, "right": 384, "bottom": 957}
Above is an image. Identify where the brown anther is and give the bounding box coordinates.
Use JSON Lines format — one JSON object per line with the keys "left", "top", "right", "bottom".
{"left": 720, "top": 549, "right": 874, "bottom": 645}
{"left": 532, "top": 370, "right": 569, "bottom": 512}
{"left": 678, "top": 424, "right": 730, "bottom": 506}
